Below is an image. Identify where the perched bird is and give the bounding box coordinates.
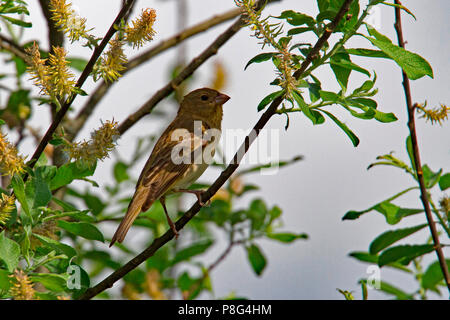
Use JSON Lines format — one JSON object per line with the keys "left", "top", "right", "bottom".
{"left": 110, "top": 88, "right": 230, "bottom": 246}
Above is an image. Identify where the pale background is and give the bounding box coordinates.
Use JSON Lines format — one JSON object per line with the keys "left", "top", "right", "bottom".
{"left": 4, "top": 0, "right": 449, "bottom": 299}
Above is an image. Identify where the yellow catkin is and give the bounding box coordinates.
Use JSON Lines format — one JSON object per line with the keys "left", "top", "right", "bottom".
{"left": 125, "top": 8, "right": 157, "bottom": 49}
{"left": 66, "top": 120, "right": 119, "bottom": 164}
{"left": 93, "top": 37, "right": 127, "bottom": 82}
{"left": 0, "top": 130, "right": 26, "bottom": 176}
{"left": 0, "top": 193, "right": 15, "bottom": 226}
{"left": 144, "top": 269, "right": 166, "bottom": 300}
{"left": 211, "top": 61, "right": 227, "bottom": 92}
{"left": 25, "top": 42, "right": 52, "bottom": 96}
{"left": 9, "top": 270, "right": 37, "bottom": 300}
{"left": 417, "top": 104, "right": 449, "bottom": 125}
{"left": 48, "top": 46, "right": 76, "bottom": 98}
{"left": 49, "top": 0, "right": 90, "bottom": 43}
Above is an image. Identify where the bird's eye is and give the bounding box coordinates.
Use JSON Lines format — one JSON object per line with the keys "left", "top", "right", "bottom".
{"left": 200, "top": 95, "right": 208, "bottom": 101}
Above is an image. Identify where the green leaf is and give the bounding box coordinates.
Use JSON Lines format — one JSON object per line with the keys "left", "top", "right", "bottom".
{"left": 25, "top": 169, "right": 52, "bottom": 209}
{"left": 11, "top": 174, "right": 30, "bottom": 216}
{"left": 345, "top": 48, "right": 390, "bottom": 59}
{"left": 172, "top": 240, "right": 214, "bottom": 265}
{"left": 0, "top": 231, "right": 21, "bottom": 271}
{"left": 406, "top": 135, "right": 416, "bottom": 175}
{"left": 113, "top": 161, "right": 129, "bottom": 183}
{"left": 422, "top": 164, "right": 442, "bottom": 189}
{"left": 349, "top": 251, "right": 413, "bottom": 273}
{"left": 342, "top": 187, "right": 418, "bottom": 221}
{"left": 247, "top": 199, "right": 268, "bottom": 231}
{"left": 330, "top": 52, "right": 351, "bottom": 90}
{"left": 319, "top": 90, "right": 340, "bottom": 102}
{"left": 66, "top": 263, "right": 90, "bottom": 298}
{"left": 369, "top": 224, "right": 428, "bottom": 255}
{"left": 29, "top": 273, "right": 67, "bottom": 292}
{"left": 349, "top": 251, "right": 378, "bottom": 264}
{"left": 257, "top": 90, "right": 284, "bottom": 111}
{"left": 57, "top": 220, "right": 104, "bottom": 242}
{"left": 1, "top": 15, "right": 31, "bottom": 27}
{"left": 33, "top": 234, "right": 76, "bottom": 259}
{"left": 374, "top": 110, "right": 398, "bottom": 123}
{"left": 244, "top": 52, "right": 277, "bottom": 70}
{"left": 267, "top": 232, "right": 308, "bottom": 243}
{"left": 422, "top": 259, "right": 450, "bottom": 290}
{"left": 246, "top": 244, "right": 267, "bottom": 276}
{"left": 287, "top": 27, "right": 314, "bottom": 36}
{"left": 365, "top": 25, "right": 433, "bottom": 80}
{"left": 377, "top": 280, "right": 413, "bottom": 300}
{"left": 292, "top": 91, "right": 324, "bottom": 125}
{"left": 275, "top": 10, "right": 315, "bottom": 26}
{"left": 331, "top": 56, "right": 371, "bottom": 82}
{"left": 0, "top": 268, "right": 12, "bottom": 293}
{"left": 320, "top": 110, "right": 360, "bottom": 147}
{"left": 439, "top": 173, "right": 450, "bottom": 191}
{"left": 51, "top": 197, "right": 77, "bottom": 211}
{"left": 374, "top": 201, "right": 423, "bottom": 225}
{"left": 378, "top": 244, "right": 434, "bottom": 267}
{"left": 348, "top": 98, "right": 377, "bottom": 109}
{"left": 50, "top": 161, "right": 96, "bottom": 190}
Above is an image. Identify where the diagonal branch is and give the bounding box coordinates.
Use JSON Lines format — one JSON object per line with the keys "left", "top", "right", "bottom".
{"left": 393, "top": 0, "right": 450, "bottom": 294}
{"left": 78, "top": 0, "right": 354, "bottom": 300}
{"left": 0, "top": 33, "right": 28, "bottom": 60}
{"left": 65, "top": 7, "right": 243, "bottom": 141}
{"left": 24, "top": 0, "right": 136, "bottom": 174}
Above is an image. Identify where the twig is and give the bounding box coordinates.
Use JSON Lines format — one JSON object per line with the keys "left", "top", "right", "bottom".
{"left": 78, "top": 0, "right": 354, "bottom": 300}
{"left": 393, "top": 0, "right": 450, "bottom": 293}
{"left": 0, "top": 33, "right": 28, "bottom": 60}
{"left": 37, "top": 0, "right": 64, "bottom": 54}
{"left": 65, "top": 7, "right": 243, "bottom": 141}
{"left": 184, "top": 235, "right": 246, "bottom": 299}
{"left": 24, "top": 0, "right": 136, "bottom": 175}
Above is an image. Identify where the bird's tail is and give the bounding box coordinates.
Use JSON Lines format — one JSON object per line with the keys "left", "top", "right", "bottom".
{"left": 110, "top": 186, "right": 152, "bottom": 247}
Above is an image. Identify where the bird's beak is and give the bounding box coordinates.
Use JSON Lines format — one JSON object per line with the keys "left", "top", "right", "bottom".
{"left": 215, "top": 93, "right": 230, "bottom": 105}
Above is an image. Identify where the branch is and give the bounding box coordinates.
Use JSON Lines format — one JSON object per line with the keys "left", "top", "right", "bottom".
{"left": 24, "top": 0, "right": 136, "bottom": 175}
{"left": 0, "top": 33, "right": 28, "bottom": 60}
{"left": 78, "top": 0, "right": 354, "bottom": 300}
{"left": 65, "top": 7, "right": 242, "bottom": 141}
{"left": 37, "top": 0, "right": 64, "bottom": 53}
{"left": 393, "top": 0, "right": 450, "bottom": 294}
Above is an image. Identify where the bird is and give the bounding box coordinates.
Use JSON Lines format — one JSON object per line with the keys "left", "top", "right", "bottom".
{"left": 110, "top": 88, "right": 230, "bottom": 246}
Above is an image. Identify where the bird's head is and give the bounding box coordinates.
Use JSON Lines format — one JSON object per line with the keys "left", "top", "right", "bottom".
{"left": 179, "top": 88, "right": 230, "bottom": 126}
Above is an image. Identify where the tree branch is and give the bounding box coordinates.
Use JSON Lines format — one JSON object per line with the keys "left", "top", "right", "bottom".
{"left": 393, "top": 0, "right": 450, "bottom": 294}
{"left": 24, "top": 0, "right": 136, "bottom": 175}
{"left": 0, "top": 33, "right": 28, "bottom": 60}
{"left": 65, "top": 7, "right": 243, "bottom": 141}
{"left": 78, "top": 0, "right": 354, "bottom": 300}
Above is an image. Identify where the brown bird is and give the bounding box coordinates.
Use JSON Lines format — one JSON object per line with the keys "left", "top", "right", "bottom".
{"left": 110, "top": 88, "right": 230, "bottom": 246}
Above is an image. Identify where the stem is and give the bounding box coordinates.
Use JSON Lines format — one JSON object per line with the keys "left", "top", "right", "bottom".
{"left": 78, "top": 0, "right": 354, "bottom": 300}
{"left": 393, "top": 0, "right": 450, "bottom": 294}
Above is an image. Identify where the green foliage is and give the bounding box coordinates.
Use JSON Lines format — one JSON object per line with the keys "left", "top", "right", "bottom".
{"left": 345, "top": 139, "right": 450, "bottom": 298}
{"left": 0, "top": 0, "right": 31, "bottom": 29}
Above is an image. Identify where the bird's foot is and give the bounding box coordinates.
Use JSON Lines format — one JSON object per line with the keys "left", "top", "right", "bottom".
{"left": 175, "top": 189, "right": 211, "bottom": 207}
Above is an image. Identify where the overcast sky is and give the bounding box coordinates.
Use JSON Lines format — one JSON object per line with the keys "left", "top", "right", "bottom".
{"left": 10, "top": 0, "right": 450, "bottom": 299}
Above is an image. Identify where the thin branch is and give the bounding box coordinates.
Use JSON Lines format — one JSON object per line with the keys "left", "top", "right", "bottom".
{"left": 0, "top": 33, "right": 28, "bottom": 60}
{"left": 37, "top": 0, "right": 64, "bottom": 54}
{"left": 24, "top": 0, "right": 136, "bottom": 175}
{"left": 65, "top": 7, "right": 243, "bottom": 141}
{"left": 78, "top": 0, "right": 354, "bottom": 300}
{"left": 393, "top": 0, "right": 450, "bottom": 294}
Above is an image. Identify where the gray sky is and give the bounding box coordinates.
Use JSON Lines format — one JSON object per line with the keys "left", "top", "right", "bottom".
{"left": 12, "top": 0, "right": 450, "bottom": 299}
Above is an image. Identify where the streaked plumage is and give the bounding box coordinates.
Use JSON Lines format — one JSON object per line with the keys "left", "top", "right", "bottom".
{"left": 110, "top": 88, "right": 230, "bottom": 246}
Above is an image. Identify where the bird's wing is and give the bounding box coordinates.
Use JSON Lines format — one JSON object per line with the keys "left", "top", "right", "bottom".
{"left": 110, "top": 125, "right": 207, "bottom": 245}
